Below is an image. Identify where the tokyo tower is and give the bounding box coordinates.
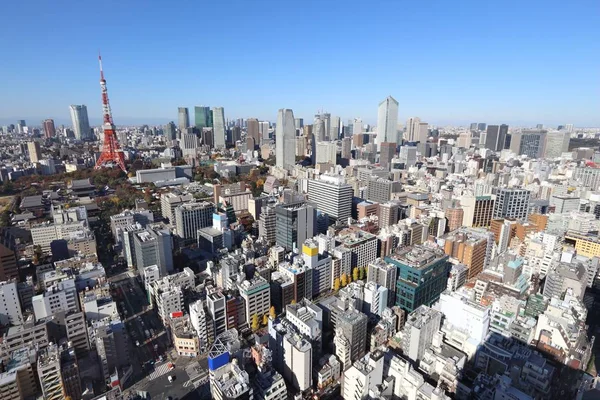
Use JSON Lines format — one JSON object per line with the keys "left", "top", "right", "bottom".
{"left": 94, "top": 54, "right": 127, "bottom": 173}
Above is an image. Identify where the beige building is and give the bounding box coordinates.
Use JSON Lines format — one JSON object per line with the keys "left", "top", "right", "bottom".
{"left": 171, "top": 315, "right": 200, "bottom": 357}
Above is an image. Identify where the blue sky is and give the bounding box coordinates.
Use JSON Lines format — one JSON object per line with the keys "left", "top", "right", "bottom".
{"left": 1, "top": 0, "right": 599, "bottom": 127}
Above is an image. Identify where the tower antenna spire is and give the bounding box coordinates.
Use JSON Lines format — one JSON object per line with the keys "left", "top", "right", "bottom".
{"left": 94, "top": 54, "right": 127, "bottom": 173}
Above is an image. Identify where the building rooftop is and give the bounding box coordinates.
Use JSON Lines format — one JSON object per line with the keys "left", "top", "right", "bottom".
{"left": 388, "top": 245, "right": 447, "bottom": 270}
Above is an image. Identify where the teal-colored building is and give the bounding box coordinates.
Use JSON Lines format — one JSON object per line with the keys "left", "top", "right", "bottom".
{"left": 194, "top": 106, "right": 213, "bottom": 129}
{"left": 386, "top": 246, "right": 450, "bottom": 312}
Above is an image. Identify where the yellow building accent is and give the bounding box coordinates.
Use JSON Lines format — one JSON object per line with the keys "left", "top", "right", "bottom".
{"left": 302, "top": 244, "right": 318, "bottom": 256}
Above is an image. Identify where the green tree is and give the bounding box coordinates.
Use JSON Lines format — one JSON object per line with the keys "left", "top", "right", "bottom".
{"left": 251, "top": 314, "right": 260, "bottom": 331}
{"left": 359, "top": 266, "right": 365, "bottom": 280}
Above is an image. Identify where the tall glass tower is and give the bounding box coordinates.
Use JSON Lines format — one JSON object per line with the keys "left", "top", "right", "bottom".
{"left": 69, "top": 105, "right": 91, "bottom": 140}
{"left": 194, "top": 106, "right": 212, "bottom": 130}
{"left": 212, "top": 107, "right": 226, "bottom": 148}
{"left": 376, "top": 96, "right": 399, "bottom": 149}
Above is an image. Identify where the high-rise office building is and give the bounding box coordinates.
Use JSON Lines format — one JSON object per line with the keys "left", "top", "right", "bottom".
{"left": 275, "top": 202, "right": 317, "bottom": 251}
{"left": 367, "top": 259, "right": 397, "bottom": 307}
{"left": 246, "top": 118, "right": 260, "bottom": 146}
{"left": 212, "top": 107, "right": 226, "bottom": 148}
{"left": 544, "top": 131, "right": 570, "bottom": 158}
{"left": 443, "top": 228, "right": 492, "bottom": 279}
{"left": 177, "top": 107, "right": 190, "bottom": 131}
{"left": 313, "top": 117, "right": 326, "bottom": 142}
{"left": 377, "top": 96, "right": 399, "bottom": 149}
{"left": 133, "top": 223, "right": 174, "bottom": 276}
{"left": 493, "top": 188, "right": 531, "bottom": 220}
{"left": 320, "top": 113, "right": 331, "bottom": 140}
{"left": 477, "top": 123, "right": 487, "bottom": 131}
{"left": 164, "top": 121, "right": 176, "bottom": 143}
{"left": 331, "top": 116, "right": 341, "bottom": 140}
{"left": 379, "top": 142, "right": 396, "bottom": 170}
{"left": 307, "top": 175, "right": 353, "bottom": 224}
{"left": 386, "top": 246, "right": 450, "bottom": 312}
{"left": 69, "top": 105, "right": 91, "bottom": 140}
{"left": 484, "top": 124, "right": 509, "bottom": 152}
{"left": 337, "top": 309, "right": 368, "bottom": 364}
{"left": 43, "top": 119, "right": 56, "bottom": 138}
{"left": 174, "top": 201, "right": 215, "bottom": 241}
{"left": 353, "top": 118, "right": 363, "bottom": 137}
{"left": 460, "top": 195, "right": 495, "bottom": 228}
{"left": 275, "top": 108, "right": 296, "bottom": 170}
{"left": 259, "top": 121, "right": 270, "bottom": 140}
{"left": 518, "top": 129, "right": 547, "bottom": 158}
{"left": 27, "top": 141, "right": 42, "bottom": 163}
{"left": 294, "top": 118, "right": 304, "bottom": 130}
{"left": 239, "top": 276, "right": 270, "bottom": 322}
{"left": 194, "top": 106, "right": 212, "bottom": 130}
{"left": 401, "top": 305, "right": 442, "bottom": 363}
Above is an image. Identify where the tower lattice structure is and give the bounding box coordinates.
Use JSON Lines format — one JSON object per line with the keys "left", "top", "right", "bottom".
{"left": 94, "top": 55, "right": 127, "bottom": 172}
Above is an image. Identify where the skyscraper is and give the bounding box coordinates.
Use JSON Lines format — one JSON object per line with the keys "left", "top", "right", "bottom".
{"left": 518, "top": 129, "right": 547, "bottom": 158}
{"left": 307, "top": 175, "right": 353, "bottom": 223}
{"left": 485, "top": 124, "right": 509, "bottom": 152}
{"left": 43, "top": 119, "right": 56, "bottom": 138}
{"left": 544, "top": 131, "right": 570, "bottom": 158}
{"left": 247, "top": 118, "right": 260, "bottom": 145}
{"left": 405, "top": 117, "right": 428, "bottom": 143}
{"left": 194, "top": 106, "right": 212, "bottom": 130}
{"left": 353, "top": 118, "right": 363, "bottom": 137}
{"left": 164, "top": 121, "right": 176, "bottom": 143}
{"left": 331, "top": 116, "right": 341, "bottom": 140}
{"left": 27, "top": 141, "right": 41, "bottom": 163}
{"left": 313, "top": 117, "right": 326, "bottom": 142}
{"left": 212, "top": 107, "right": 226, "bottom": 148}
{"left": 259, "top": 121, "right": 270, "bottom": 140}
{"left": 177, "top": 107, "right": 190, "bottom": 131}
{"left": 321, "top": 113, "right": 331, "bottom": 140}
{"left": 377, "top": 96, "right": 399, "bottom": 149}
{"left": 275, "top": 108, "right": 296, "bottom": 170}
{"left": 294, "top": 118, "right": 304, "bottom": 130}
{"left": 275, "top": 202, "right": 317, "bottom": 251}
{"left": 493, "top": 188, "right": 531, "bottom": 220}
{"left": 69, "top": 105, "right": 91, "bottom": 140}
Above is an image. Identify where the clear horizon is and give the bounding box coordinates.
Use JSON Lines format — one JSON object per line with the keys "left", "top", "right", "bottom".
{"left": 2, "top": 0, "right": 599, "bottom": 127}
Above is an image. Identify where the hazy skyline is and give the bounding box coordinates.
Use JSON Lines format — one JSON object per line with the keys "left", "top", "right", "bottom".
{"left": 2, "top": 0, "right": 599, "bottom": 127}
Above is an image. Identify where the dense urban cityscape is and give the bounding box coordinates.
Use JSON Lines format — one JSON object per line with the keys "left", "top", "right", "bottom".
{"left": 1, "top": 1, "right": 600, "bottom": 397}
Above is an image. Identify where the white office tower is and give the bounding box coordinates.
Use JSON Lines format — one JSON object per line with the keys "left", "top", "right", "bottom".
{"left": 544, "top": 131, "right": 571, "bottom": 158}
{"left": 238, "top": 276, "right": 270, "bottom": 322}
{"left": 174, "top": 201, "right": 215, "bottom": 241}
{"left": 342, "top": 350, "right": 384, "bottom": 400}
{"left": 331, "top": 115, "right": 341, "bottom": 140}
{"left": 177, "top": 107, "right": 190, "bottom": 131}
{"left": 275, "top": 109, "right": 297, "bottom": 170}
{"left": 437, "top": 291, "right": 490, "bottom": 345}
{"left": 376, "top": 96, "right": 399, "bottom": 149}
{"left": 307, "top": 174, "right": 353, "bottom": 223}
{"left": 259, "top": 121, "right": 270, "bottom": 141}
{"left": 268, "top": 319, "right": 313, "bottom": 392}
{"left": 189, "top": 300, "right": 210, "bottom": 352}
{"left": 314, "top": 117, "right": 326, "bottom": 142}
{"left": 315, "top": 141, "right": 337, "bottom": 165}
{"left": 401, "top": 305, "right": 442, "bottom": 363}
{"left": 0, "top": 281, "right": 23, "bottom": 325}
{"left": 69, "top": 104, "right": 91, "bottom": 140}
{"left": 398, "top": 146, "right": 417, "bottom": 167}
{"left": 212, "top": 107, "right": 226, "bottom": 148}
{"left": 363, "top": 282, "right": 388, "bottom": 316}
{"left": 353, "top": 118, "right": 363, "bottom": 137}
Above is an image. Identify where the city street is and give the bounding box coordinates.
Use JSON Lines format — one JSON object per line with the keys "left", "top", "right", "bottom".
{"left": 110, "top": 272, "right": 210, "bottom": 399}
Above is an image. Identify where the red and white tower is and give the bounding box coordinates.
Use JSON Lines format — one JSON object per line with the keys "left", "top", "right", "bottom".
{"left": 94, "top": 54, "right": 127, "bottom": 173}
